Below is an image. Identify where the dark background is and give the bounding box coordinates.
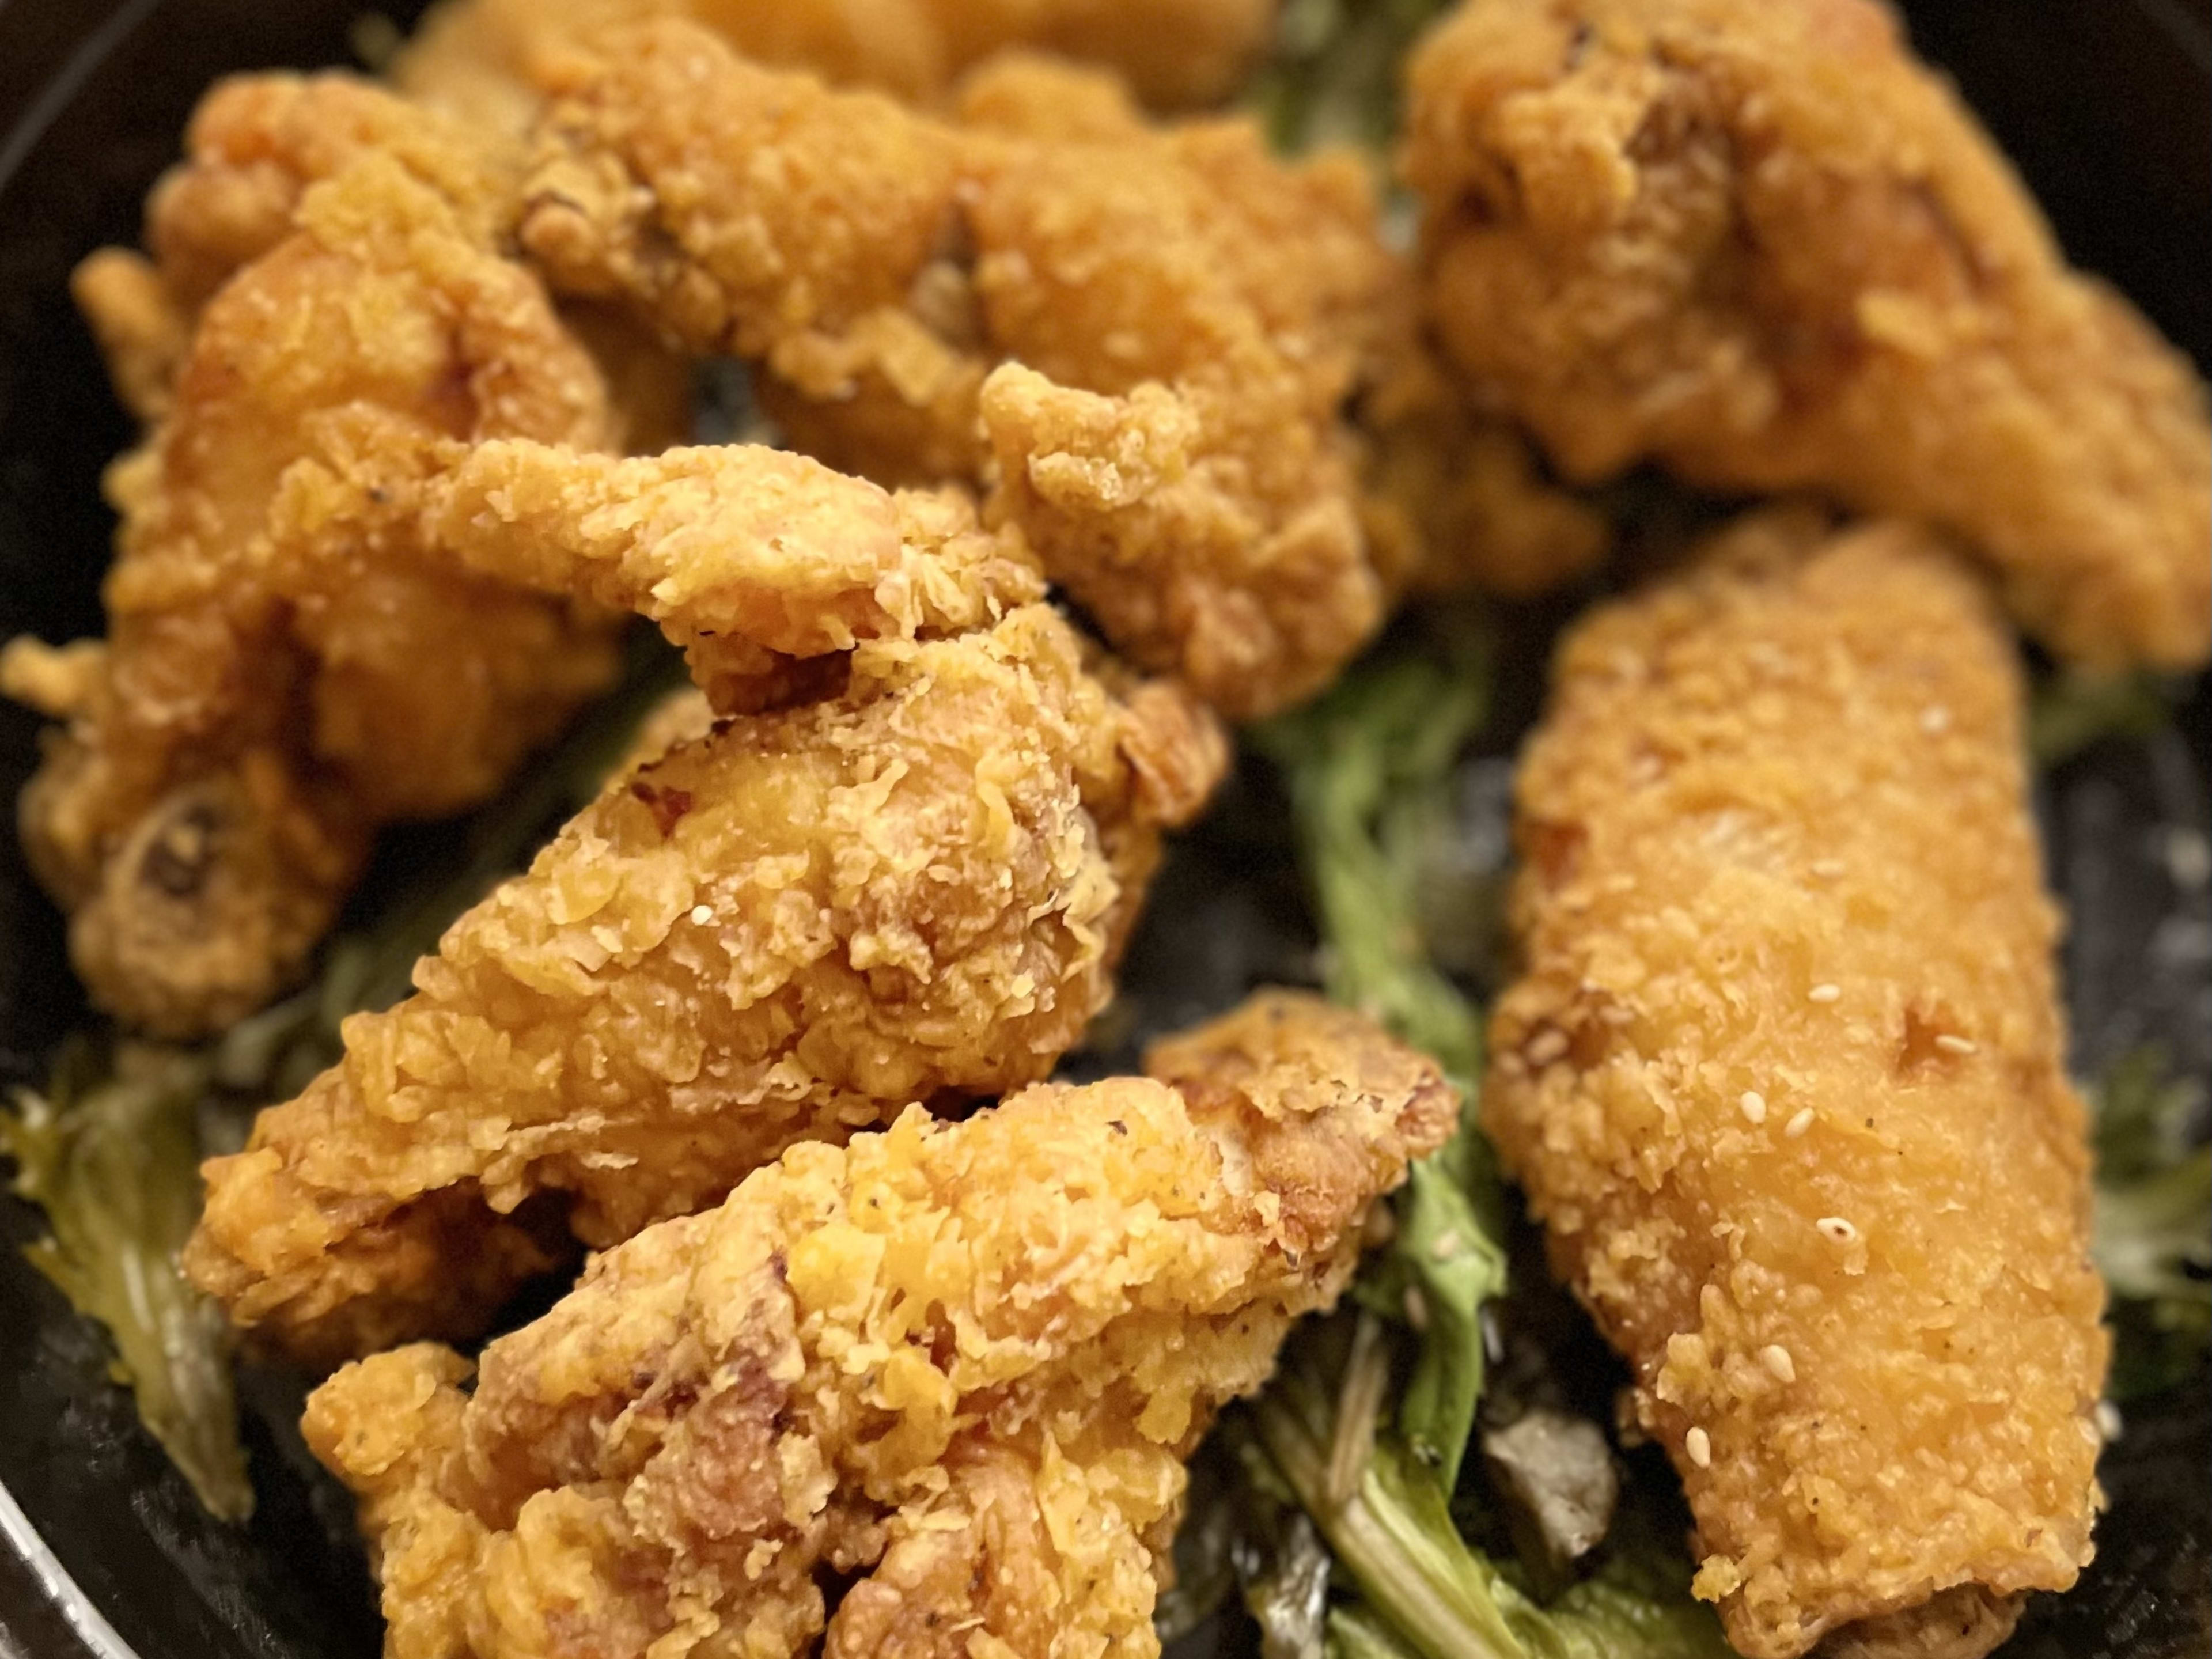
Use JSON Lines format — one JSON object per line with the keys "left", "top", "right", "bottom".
{"left": 2, "top": 2, "right": 2207, "bottom": 1657}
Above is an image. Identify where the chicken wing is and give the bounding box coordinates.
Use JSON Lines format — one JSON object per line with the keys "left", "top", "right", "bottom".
{"left": 187, "top": 586, "right": 1227, "bottom": 1363}
{"left": 517, "top": 22, "right": 1395, "bottom": 716}
{"left": 301, "top": 990, "right": 1454, "bottom": 1659}
{"left": 1483, "top": 510, "right": 2107, "bottom": 1658}
{"left": 1404, "top": 0, "right": 2212, "bottom": 669}
{"left": 3, "top": 158, "right": 621, "bottom": 1036}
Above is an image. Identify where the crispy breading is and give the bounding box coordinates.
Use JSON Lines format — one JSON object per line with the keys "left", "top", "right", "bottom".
{"left": 390, "top": 0, "right": 1271, "bottom": 136}
{"left": 3, "top": 159, "right": 621, "bottom": 1037}
{"left": 517, "top": 20, "right": 1395, "bottom": 716}
{"left": 69, "top": 71, "right": 691, "bottom": 450}
{"left": 67, "top": 248, "right": 192, "bottom": 425}
{"left": 66, "top": 74, "right": 520, "bottom": 425}
{"left": 1404, "top": 0, "right": 2212, "bottom": 668}
{"left": 423, "top": 440, "right": 1044, "bottom": 706}
{"left": 301, "top": 991, "right": 1455, "bottom": 1659}
{"left": 1483, "top": 510, "right": 2107, "bottom": 1659}
{"left": 1353, "top": 281, "right": 1609, "bottom": 599}
{"left": 187, "top": 605, "right": 1228, "bottom": 1363}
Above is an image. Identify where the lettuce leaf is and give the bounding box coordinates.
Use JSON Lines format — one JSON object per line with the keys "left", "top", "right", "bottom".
{"left": 2090, "top": 1050, "right": 2211, "bottom": 1399}
{"left": 3, "top": 1042, "right": 251, "bottom": 1520}
{"left": 1250, "top": 1365, "right": 1729, "bottom": 1659}
{"left": 1256, "top": 645, "right": 1505, "bottom": 1487}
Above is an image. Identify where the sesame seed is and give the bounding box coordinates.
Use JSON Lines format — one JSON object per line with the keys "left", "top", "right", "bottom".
{"left": 1739, "top": 1090, "right": 1768, "bottom": 1124}
{"left": 1430, "top": 1230, "right": 1463, "bottom": 1262}
{"left": 689, "top": 904, "right": 714, "bottom": 925}
{"left": 1785, "top": 1108, "right": 1815, "bottom": 1138}
{"left": 1525, "top": 1028, "right": 1570, "bottom": 1066}
{"left": 2078, "top": 1419, "right": 2101, "bottom": 1448}
{"left": 1761, "top": 1345, "right": 1796, "bottom": 1383}
{"left": 1920, "top": 705, "right": 1951, "bottom": 734}
{"left": 1808, "top": 983, "right": 1842, "bottom": 1004}
{"left": 1685, "top": 1426, "right": 1712, "bottom": 1468}
{"left": 1933, "top": 1033, "right": 1977, "bottom": 1056}
{"left": 1816, "top": 1217, "right": 1859, "bottom": 1245}
{"left": 1809, "top": 858, "right": 1846, "bottom": 879}
{"left": 2096, "top": 1400, "right": 2123, "bottom": 1441}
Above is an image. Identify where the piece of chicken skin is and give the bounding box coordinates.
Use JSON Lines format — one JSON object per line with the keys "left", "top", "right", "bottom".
{"left": 301, "top": 990, "right": 1453, "bottom": 1659}
{"left": 2, "top": 158, "right": 621, "bottom": 1037}
{"left": 187, "top": 602, "right": 1228, "bottom": 1365}
{"left": 517, "top": 22, "right": 1395, "bottom": 717}
{"left": 1484, "top": 510, "right": 2107, "bottom": 1659}
{"left": 1403, "top": 0, "right": 2212, "bottom": 669}
{"left": 390, "top": 0, "right": 1272, "bottom": 139}
{"left": 70, "top": 71, "right": 690, "bottom": 450}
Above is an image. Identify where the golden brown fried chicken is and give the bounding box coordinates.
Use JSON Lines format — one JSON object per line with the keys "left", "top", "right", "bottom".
{"left": 1484, "top": 510, "right": 2107, "bottom": 1659}
{"left": 1353, "top": 282, "right": 1610, "bottom": 599}
{"left": 302, "top": 991, "right": 1453, "bottom": 1659}
{"left": 391, "top": 0, "right": 1272, "bottom": 137}
{"left": 70, "top": 71, "right": 690, "bottom": 449}
{"left": 1404, "top": 0, "right": 2212, "bottom": 669}
{"left": 517, "top": 22, "right": 1395, "bottom": 716}
{"left": 187, "top": 593, "right": 1228, "bottom": 1363}
{"left": 423, "top": 440, "right": 1041, "bottom": 707}
{"left": 3, "top": 159, "right": 622, "bottom": 1036}
{"left": 69, "top": 74, "right": 521, "bottom": 425}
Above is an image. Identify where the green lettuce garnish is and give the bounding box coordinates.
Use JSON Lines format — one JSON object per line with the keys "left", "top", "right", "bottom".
{"left": 3, "top": 1041, "right": 250, "bottom": 1520}
{"left": 2091, "top": 1049, "right": 2211, "bottom": 1399}
{"left": 1256, "top": 644, "right": 1505, "bottom": 1486}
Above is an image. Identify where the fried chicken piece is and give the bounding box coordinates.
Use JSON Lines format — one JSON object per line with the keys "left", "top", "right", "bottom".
{"left": 1483, "top": 510, "right": 2107, "bottom": 1659}
{"left": 70, "top": 71, "right": 690, "bottom": 450}
{"left": 518, "top": 22, "right": 1395, "bottom": 716}
{"left": 424, "top": 440, "right": 1042, "bottom": 707}
{"left": 187, "top": 599, "right": 1228, "bottom": 1364}
{"left": 3, "top": 158, "right": 620, "bottom": 1036}
{"left": 1404, "top": 0, "right": 2212, "bottom": 669}
{"left": 391, "top": 0, "right": 1271, "bottom": 137}
{"left": 301, "top": 991, "right": 1453, "bottom": 1659}
{"left": 67, "top": 73, "right": 520, "bottom": 426}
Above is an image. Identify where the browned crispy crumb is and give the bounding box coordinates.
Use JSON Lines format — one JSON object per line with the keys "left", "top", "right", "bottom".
{"left": 1484, "top": 509, "right": 2107, "bottom": 1659}
{"left": 301, "top": 991, "right": 1454, "bottom": 1659}
{"left": 1404, "top": 0, "right": 2212, "bottom": 669}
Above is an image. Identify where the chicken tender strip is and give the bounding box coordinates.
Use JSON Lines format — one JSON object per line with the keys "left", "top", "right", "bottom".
{"left": 518, "top": 23, "right": 1395, "bottom": 716}
{"left": 391, "top": 0, "right": 1272, "bottom": 138}
{"left": 424, "top": 440, "right": 1043, "bottom": 707}
{"left": 1484, "top": 511, "right": 2106, "bottom": 1659}
{"left": 1404, "top": 0, "right": 2212, "bottom": 669}
{"left": 3, "top": 158, "right": 622, "bottom": 1037}
{"left": 187, "top": 604, "right": 1228, "bottom": 1363}
{"left": 302, "top": 991, "right": 1454, "bottom": 1659}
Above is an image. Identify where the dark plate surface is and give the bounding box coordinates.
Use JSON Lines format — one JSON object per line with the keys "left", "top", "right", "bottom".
{"left": 2, "top": 3, "right": 2207, "bottom": 1657}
